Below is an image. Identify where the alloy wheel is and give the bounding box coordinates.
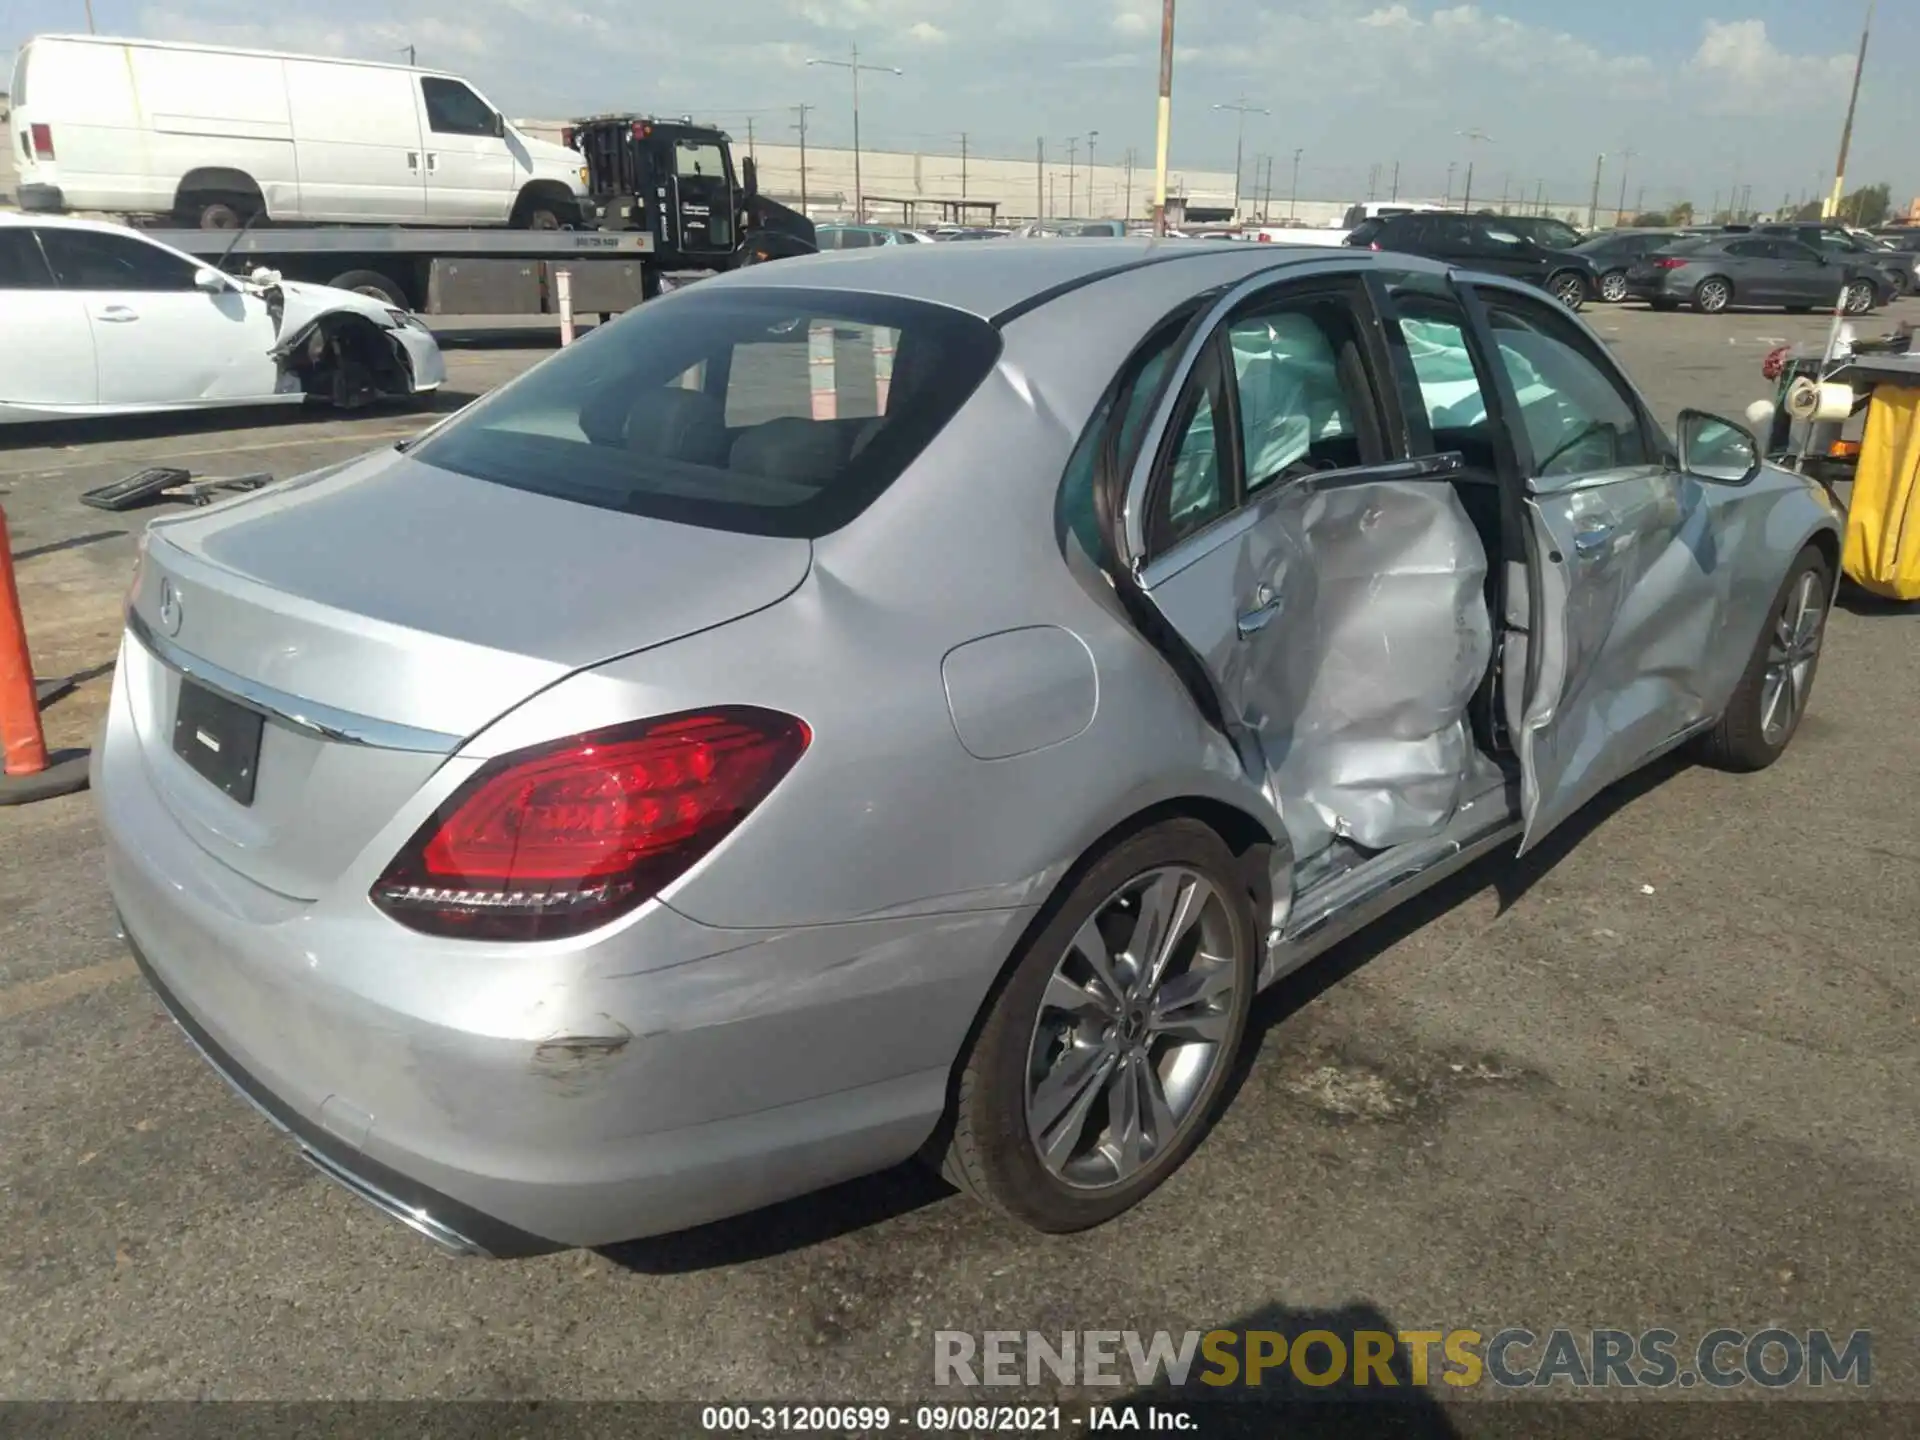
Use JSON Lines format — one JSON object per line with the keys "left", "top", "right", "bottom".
{"left": 1552, "top": 273, "right": 1586, "bottom": 309}
{"left": 1024, "top": 865, "right": 1239, "bottom": 1191}
{"left": 1698, "top": 279, "right": 1730, "bottom": 313}
{"left": 1843, "top": 282, "right": 1875, "bottom": 315}
{"left": 1760, "top": 568, "right": 1826, "bottom": 745}
{"left": 1599, "top": 272, "right": 1630, "bottom": 303}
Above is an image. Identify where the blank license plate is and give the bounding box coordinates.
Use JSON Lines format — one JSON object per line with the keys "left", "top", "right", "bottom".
{"left": 172, "top": 679, "right": 265, "bottom": 807}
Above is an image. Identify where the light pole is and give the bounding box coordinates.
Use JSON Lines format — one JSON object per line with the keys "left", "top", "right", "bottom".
{"left": 1587, "top": 152, "right": 1606, "bottom": 230}
{"left": 1824, "top": 1, "right": 1874, "bottom": 218}
{"left": 807, "top": 44, "right": 901, "bottom": 223}
{"left": 1456, "top": 128, "right": 1491, "bottom": 212}
{"left": 1212, "top": 95, "right": 1269, "bottom": 222}
{"left": 1614, "top": 146, "right": 1637, "bottom": 225}
{"left": 1288, "top": 147, "right": 1302, "bottom": 222}
{"left": 1066, "top": 137, "right": 1078, "bottom": 217}
{"left": 1152, "top": 0, "right": 1176, "bottom": 236}
{"left": 1088, "top": 130, "right": 1099, "bottom": 216}
{"left": 1445, "top": 161, "right": 1456, "bottom": 205}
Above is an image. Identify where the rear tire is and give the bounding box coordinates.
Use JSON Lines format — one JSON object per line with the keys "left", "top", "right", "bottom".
{"left": 1547, "top": 270, "right": 1587, "bottom": 310}
{"left": 1842, "top": 280, "right": 1876, "bottom": 315}
{"left": 188, "top": 197, "right": 250, "bottom": 230}
{"left": 325, "top": 270, "right": 408, "bottom": 309}
{"left": 1695, "top": 548, "right": 1830, "bottom": 773}
{"left": 939, "top": 818, "right": 1258, "bottom": 1232}
{"left": 1598, "top": 270, "right": 1630, "bottom": 303}
{"left": 1693, "top": 276, "right": 1732, "bottom": 314}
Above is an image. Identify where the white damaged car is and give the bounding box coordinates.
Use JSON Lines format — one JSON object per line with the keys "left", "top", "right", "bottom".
{"left": 0, "top": 214, "right": 444, "bottom": 424}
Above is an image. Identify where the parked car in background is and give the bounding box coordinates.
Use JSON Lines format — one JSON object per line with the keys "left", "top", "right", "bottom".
{"left": 98, "top": 240, "right": 1838, "bottom": 1255}
{"left": 1339, "top": 200, "right": 1443, "bottom": 228}
{"left": 1624, "top": 234, "right": 1885, "bottom": 314}
{"left": 936, "top": 227, "right": 1009, "bottom": 241}
{"left": 1571, "top": 229, "right": 1681, "bottom": 302}
{"left": 816, "top": 224, "right": 934, "bottom": 249}
{"left": 0, "top": 213, "right": 442, "bottom": 422}
{"left": 1009, "top": 218, "right": 1127, "bottom": 238}
{"left": 1344, "top": 211, "right": 1596, "bottom": 308}
{"left": 10, "top": 34, "right": 588, "bottom": 229}
{"left": 1751, "top": 223, "right": 1915, "bottom": 298}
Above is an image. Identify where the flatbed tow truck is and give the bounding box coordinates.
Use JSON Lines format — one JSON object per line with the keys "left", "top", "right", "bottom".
{"left": 135, "top": 115, "right": 815, "bottom": 319}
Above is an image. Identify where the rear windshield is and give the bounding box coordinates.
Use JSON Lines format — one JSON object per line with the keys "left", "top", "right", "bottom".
{"left": 409, "top": 286, "right": 1002, "bottom": 539}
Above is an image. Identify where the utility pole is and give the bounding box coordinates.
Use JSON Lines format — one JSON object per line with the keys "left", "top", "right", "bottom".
{"left": 1390, "top": 160, "right": 1400, "bottom": 201}
{"left": 1151, "top": 0, "right": 1176, "bottom": 236}
{"left": 956, "top": 132, "right": 969, "bottom": 200}
{"left": 85, "top": 0, "right": 96, "bottom": 32}
{"left": 1066, "top": 137, "right": 1078, "bottom": 217}
{"left": 1533, "top": 179, "right": 1544, "bottom": 215}
{"left": 1367, "top": 163, "right": 1379, "bottom": 202}
{"left": 1613, "top": 146, "right": 1636, "bottom": 226}
{"left": 1263, "top": 156, "right": 1275, "bottom": 221}
{"left": 1456, "top": 128, "right": 1492, "bottom": 213}
{"left": 1288, "top": 147, "right": 1302, "bottom": 222}
{"left": 1445, "top": 161, "right": 1456, "bottom": 205}
{"left": 791, "top": 105, "right": 813, "bottom": 212}
{"left": 1125, "top": 148, "right": 1137, "bottom": 220}
{"left": 395, "top": 43, "right": 416, "bottom": 65}
{"left": 807, "top": 43, "right": 901, "bottom": 223}
{"left": 1037, "top": 137, "right": 1046, "bottom": 221}
{"left": 1087, "top": 131, "right": 1099, "bottom": 215}
{"left": 1499, "top": 173, "right": 1510, "bottom": 210}
{"left": 1587, "top": 152, "right": 1606, "bottom": 229}
{"left": 745, "top": 116, "right": 756, "bottom": 160}
{"left": 1635, "top": 184, "right": 1646, "bottom": 218}
{"left": 1824, "top": 1, "right": 1874, "bottom": 218}
{"left": 1212, "top": 95, "right": 1269, "bottom": 222}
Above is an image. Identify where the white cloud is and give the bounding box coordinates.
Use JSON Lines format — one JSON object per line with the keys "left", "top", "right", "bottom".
{"left": 1687, "top": 19, "right": 1851, "bottom": 113}
{"left": 907, "top": 21, "right": 948, "bottom": 44}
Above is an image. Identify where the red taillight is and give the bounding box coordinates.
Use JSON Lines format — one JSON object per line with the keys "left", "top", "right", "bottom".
{"left": 30, "top": 123, "right": 54, "bottom": 160}
{"left": 1654, "top": 256, "right": 1687, "bottom": 269}
{"left": 372, "top": 707, "right": 810, "bottom": 940}
{"left": 1369, "top": 241, "right": 1381, "bottom": 251}
{"left": 631, "top": 120, "right": 651, "bottom": 140}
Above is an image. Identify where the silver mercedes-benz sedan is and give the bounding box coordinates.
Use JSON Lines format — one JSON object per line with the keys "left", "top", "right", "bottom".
{"left": 97, "top": 240, "right": 1842, "bottom": 1256}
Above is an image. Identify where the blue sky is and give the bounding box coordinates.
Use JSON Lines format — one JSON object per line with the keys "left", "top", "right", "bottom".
{"left": 7, "top": 0, "right": 1914, "bottom": 213}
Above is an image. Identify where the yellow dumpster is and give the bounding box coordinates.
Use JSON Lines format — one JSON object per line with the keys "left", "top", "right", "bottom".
{"left": 1843, "top": 384, "right": 1920, "bottom": 601}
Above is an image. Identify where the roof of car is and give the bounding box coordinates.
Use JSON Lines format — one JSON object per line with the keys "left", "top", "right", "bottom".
{"left": 693, "top": 238, "right": 1373, "bottom": 321}
{"left": 0, "top": 212, "right": 164, "bottom": 238}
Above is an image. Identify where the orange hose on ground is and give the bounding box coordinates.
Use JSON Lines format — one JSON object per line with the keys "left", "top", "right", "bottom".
{"left": 0, "top": 505, "right": 52, "bottom": 778}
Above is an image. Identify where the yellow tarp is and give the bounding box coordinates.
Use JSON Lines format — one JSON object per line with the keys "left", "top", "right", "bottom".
{"left": 1843, "top": 384, "right": 1920, "bottom": 601}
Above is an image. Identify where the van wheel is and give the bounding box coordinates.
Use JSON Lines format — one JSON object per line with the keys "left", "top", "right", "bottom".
{"left": 938, "top": 818, "right": 1257, "bottom": 1232}
{"left": 190, "top": 198, "right": 251, "bottom": 231}
{"left": 325, "top": 270, "right": 408, "bottom": 308}
{"left": 511, "top": 190, "right": 575, "bottom": 231}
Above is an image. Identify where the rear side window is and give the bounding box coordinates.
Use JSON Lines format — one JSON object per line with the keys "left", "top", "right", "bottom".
{"left": 676, "top": 141, "right": 727, "bottom": 178}
{"left": 410, "top": 287, "right": 1002, "bottom": 539}
{"left": 421, "top": 78, "right": 496, "bottom": 137}
{"left": 0, "top": 230, "right": 53, "bottom": 289}
{"left": 37, "top": 229, "right": 199, "bottom": 290}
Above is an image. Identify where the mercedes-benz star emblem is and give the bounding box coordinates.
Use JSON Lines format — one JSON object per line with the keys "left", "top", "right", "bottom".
{"left": 158, "top": 579, "right": 183, "bottom": 637}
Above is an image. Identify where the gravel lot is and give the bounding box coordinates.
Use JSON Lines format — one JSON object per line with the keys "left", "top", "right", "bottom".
{"left": 3, "top": 296, "right": 1917, "bottom": 1424}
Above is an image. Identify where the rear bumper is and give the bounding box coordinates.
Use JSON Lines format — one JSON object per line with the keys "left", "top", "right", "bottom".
{"left": 17, "top": 183, "right": 65, "bottom": 212}
{"left": 96, "top": 650, "right": 1025, "bottom": 1251}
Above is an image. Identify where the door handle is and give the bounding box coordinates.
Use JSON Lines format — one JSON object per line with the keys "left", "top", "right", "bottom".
{"left": 407, "top": 151, "right": 420, "bottom": 170}
{"left": 1572, "top": 519, "right": 1616, "bottom": 554}
{"left": 95, "top": 305, "right": 138, "bottom": 322}
{"left": 1236, "top": 584, "right": 1284, "bottom": 639}
{"left": 426, "top": 153, "right": 438, "bottom": 173}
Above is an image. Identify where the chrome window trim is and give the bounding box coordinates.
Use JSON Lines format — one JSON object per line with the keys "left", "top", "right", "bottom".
{"left": 125, "top": 608, "right": 463, "bottom": 755}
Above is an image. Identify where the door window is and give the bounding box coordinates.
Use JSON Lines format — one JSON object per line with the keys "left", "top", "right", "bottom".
{"left": 675, "top": 142, "right": 727, "bottom": 178}
{"left": 1470, "top": 219, "right": 1529, "bottom": 254}
{"left": 37, "top": 229, "right": 200, "bottom": 291}
{"left": 1480, "top": 294, "right": 1649, "bottom": 479}
{"left": 1152, "top": 356, "right": 1232, "bottom": 551}
{"left": 421, "top": 78, "right": 497, "bottom": 137}
{"left": 1726, "top": 239, "right": 1771, "bottom": 259}
{"left": 1227, "top": 301, "right": 1367, "bottom": 491}
{"left": 0, "top": 229, "right": 54, "bottom": 288}
{"left": 1388, "top": 297, "right": 1496, "bottom": 437}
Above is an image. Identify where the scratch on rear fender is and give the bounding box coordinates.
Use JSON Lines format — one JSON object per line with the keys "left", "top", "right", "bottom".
{"left": 531, "top": 1018, "right": 635, "bottom": 1095}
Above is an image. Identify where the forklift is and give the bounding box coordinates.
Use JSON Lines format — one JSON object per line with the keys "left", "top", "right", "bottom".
{"left": 565, "top": 115, "right": 816, "bottom": 285}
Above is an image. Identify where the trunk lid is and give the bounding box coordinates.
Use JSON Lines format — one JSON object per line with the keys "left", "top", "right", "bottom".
{"left": 124, "top": 447, "right": 811, "bottom": 899}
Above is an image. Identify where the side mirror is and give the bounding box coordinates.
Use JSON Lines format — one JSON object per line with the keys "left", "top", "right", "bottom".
{"left": 1677, "top": 408, "right": 1760, "bottom": 484}
{"left": 192, "top": 266, "right": 228, "bottom": 293}
{"left": 492, "top": 111, "right": 506, "bottom": 138}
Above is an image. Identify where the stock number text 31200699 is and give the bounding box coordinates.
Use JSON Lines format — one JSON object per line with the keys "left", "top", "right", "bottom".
{"left": 701, "top": 1405, "right": 1066, "bottom": 1432}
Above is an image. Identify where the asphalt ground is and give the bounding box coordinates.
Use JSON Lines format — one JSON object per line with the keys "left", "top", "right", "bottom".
{"left": 3, "top": 298, "right": 1918, "bottom": 1425}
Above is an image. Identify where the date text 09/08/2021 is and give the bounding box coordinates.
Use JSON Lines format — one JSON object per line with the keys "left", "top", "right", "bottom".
{"left": 702, "top": 1406, "right": 1084, "bottom": 1432}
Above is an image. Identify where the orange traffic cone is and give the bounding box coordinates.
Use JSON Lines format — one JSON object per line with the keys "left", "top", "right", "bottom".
{"left": 0, "top": 505, "right": 91, "bottom": 806}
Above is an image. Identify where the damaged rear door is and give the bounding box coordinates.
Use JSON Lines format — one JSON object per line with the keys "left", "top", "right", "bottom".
{"left": 1461, "top": 281, "right": 1726, "bottom": 853}
{"left": 1107, "top": 268, "right": 1505, "bottom": 871}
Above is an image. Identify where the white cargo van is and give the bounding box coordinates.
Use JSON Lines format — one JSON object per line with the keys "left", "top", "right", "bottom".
{"left": 9, "top": 35, "right": 588, "bottom": 229}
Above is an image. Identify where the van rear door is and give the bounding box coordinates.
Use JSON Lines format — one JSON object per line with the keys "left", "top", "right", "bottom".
{"left": 285, "top": 60, "right": 428, "bottom": 222}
